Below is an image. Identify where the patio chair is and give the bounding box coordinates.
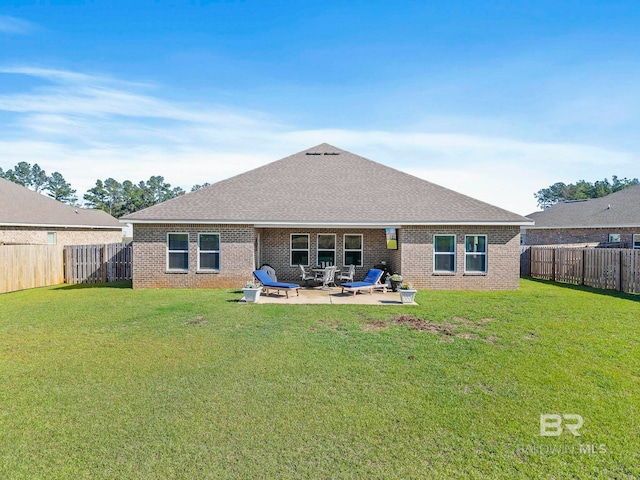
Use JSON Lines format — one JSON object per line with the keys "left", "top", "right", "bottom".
{"left": 299, "top": 264, "right": 315, "bottom": 285}
{"left": 338, "top": 264, "right": 355, "bottom": 284}
{"left": 253, "top": 270, "right": 300, "bottom": 298}
{"left": 340, "top": 268, "right": 386, "bottom": 296}
{"left": 318, "top": 266, "right": 337, "bottom": 290}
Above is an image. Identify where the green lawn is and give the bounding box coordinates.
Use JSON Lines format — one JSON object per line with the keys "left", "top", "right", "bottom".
{"left": 0, "top": 280, "right": 638, "bottom": 479}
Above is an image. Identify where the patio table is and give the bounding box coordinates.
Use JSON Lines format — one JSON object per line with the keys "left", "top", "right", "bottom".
{"left": 311, "top": 266, "right": 340, "bottom": 287}
{"left": 312, "top": 266, "right": 341, "bottom": 278}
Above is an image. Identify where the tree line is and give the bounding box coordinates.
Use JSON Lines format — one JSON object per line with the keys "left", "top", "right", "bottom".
{"left": 0, "top": 161, "right": 210, "bottom": 218}
{"left": 534, "top": 176, "right": 639, "bottom": 209}
{"left": 3, "top": 161, "right": 637, "bottom": 215}
{"left": 0, "top": 162, "right": 77, "bottom": 203}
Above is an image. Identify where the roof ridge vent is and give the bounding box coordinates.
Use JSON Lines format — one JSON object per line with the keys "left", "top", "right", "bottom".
{"left": 323, "top": 152, "right": 340, "bottom": 155}
{"left": 305, "top": 152, "right": 322, "bottom": 155}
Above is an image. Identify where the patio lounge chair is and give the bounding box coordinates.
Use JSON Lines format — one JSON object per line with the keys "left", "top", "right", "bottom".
{"left": 260, "top": 264, "right": 277, "bottom": 281}
{"left": 340, "top": 268, "right": 386, "bottom": 296}
{"left": 253, "top": 270, "right": 300, "bottom": 298}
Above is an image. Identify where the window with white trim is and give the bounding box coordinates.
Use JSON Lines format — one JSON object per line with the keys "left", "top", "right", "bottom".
{"left": 291, "top": 234, "right": 309, "bottom": 266}
{"left": 465, "top": 235, "right": 487, "bottom": 273}
{"left": 47, "top": 232, "right": 57, "bottom": 245}
{"left": 344, "top": 234, "right": 363, "bottom": 266}
{"left": 434, "top": 235, "right": 456, "bottom": 273}
{"left": 633, "top": 234, "right": 640, "bottom": 249}
{"left": 198, "top": 233, "right": 220, "bottom": 271}
{"left": 609, "top": 233, "right": 621, "bottom": 243}
{"left": 317, "top": 234, "right": 336, "bottom": 266}
{"left": 167, "top": 233, "right": 189, "bottom": 270}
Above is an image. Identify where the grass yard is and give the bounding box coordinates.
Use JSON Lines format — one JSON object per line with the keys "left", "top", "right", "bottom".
{"left": 0, "top": 279, "right": 638, "bottom": 479}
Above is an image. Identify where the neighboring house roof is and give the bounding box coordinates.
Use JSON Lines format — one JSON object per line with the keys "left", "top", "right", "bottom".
{"left": 0, "top": 177, "right": 122, "bottom": 229}
{"left": 526, "top": 184, "right": 640, "bottom": 229}
{"left": 122, "top": 144, "right": 531, "bottom": 226}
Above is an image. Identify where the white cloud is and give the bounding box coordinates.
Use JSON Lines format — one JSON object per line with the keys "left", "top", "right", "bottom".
{"left": 0, "top": 16, "right": 36, "bottom": 35}
{"left": 0, "top": 67, "right": 637, "bottom": 215}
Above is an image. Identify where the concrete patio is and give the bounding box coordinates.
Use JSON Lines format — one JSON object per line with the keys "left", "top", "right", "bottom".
{"left": 240, "top": 286, "right": 418, "bottom": 305}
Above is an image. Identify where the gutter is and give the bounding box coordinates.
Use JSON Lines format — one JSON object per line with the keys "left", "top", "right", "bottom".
{"left": 0, "top": 222, "right": 122, "bottom": 229}
{"left": 523, "top": 224, "right": 640, "bottom": 230}
{"left": 121, "top": 219, "right": 534, "bottom": 228}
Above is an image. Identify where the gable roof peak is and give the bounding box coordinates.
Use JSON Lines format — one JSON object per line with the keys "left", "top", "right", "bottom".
{"left": 526, "top": 184, "right": 640, "bottom": 228}
{"left": 122, "top": 144, "right": 530, "bottom": 225}
{"left": 0, "top": 177, "right": 121, "bottom": 228}
{"left": 298, "top": 143, "right": 345, "bottom": 156}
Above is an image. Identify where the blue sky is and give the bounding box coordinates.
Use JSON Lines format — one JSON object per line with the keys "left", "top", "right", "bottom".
{"left": 1, "top": 1, "right": 639, "bottom": 214}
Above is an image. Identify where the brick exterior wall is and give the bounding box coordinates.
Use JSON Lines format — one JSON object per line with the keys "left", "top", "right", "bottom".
{"left": 257, "top": 228, "right": 397, "bottom": 282}
{"left": 0, "top": 227, "right": 122, "bottom": 246}
{"left": 132, "top": 224, "right": 521, "bottom": 290}
{"left": 400, "top": 225, "right": 521, "bottom": 290}
{"left": 132, "top": 224, "right": 255, "bottom": 289}
{"left": 525, "top": 227, "right": 640, "bottom": 248}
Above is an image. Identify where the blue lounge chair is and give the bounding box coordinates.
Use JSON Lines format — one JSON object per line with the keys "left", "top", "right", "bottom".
{"left": 253, "top": 270, "right": 300, "bottom": 298}
{"left": 340, "top": 268, "right": 386, "bottom": 296}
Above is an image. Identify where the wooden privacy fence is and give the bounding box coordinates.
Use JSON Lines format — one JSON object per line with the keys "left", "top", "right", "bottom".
{"left": 64, "top": 242, "right": 132, "bottom": 284}
{"left": 0, "top": 245, "right": 64, "bottom": 294}
{"left": 521, "top": 246, "right": 640, "bottom": 294}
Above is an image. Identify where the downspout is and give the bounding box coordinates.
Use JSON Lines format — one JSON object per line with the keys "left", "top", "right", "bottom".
{"left": 255, "top": 231, "right": 261, "bottom": 270}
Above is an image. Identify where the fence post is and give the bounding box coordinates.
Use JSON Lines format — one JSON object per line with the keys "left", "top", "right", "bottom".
{"left": 552, "top": 248, "right": 556, "bottom": 281}
{"left": 64, "top": 245, "right": 73, "bottom": 284}
{"left": 101, "top": 244, "right": 107, "bottom": 283}
{"left": 619, "top": 250, "right": 623, "bottom": 292}
{"left": 581, "top": 248, "right": 586, "bottom": 286}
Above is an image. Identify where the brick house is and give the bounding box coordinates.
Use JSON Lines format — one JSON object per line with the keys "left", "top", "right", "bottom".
{"left": 0, "top": 177, "right": 123, "bottom": 246}
{"left": 523, "top": 185, "right": 640, "bottom": 248}
{"left": 122, "top": 144, "right": 532, "bottom": 290}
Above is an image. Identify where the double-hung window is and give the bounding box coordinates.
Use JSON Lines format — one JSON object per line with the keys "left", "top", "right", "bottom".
{"left": 291, "top": 234, "right": 310, "bottom": 266}
{"left": 633, "top": 234, "right": 640, "bottom": 249}
{"left": 317, "top": 234, "right": 336, "bottom": 266}
{"left": 47, "top": 232, "right": 57, "bottom": 245}
{"left": 198, "top": 233, "right": 220, "bottom": 271}
{"left": 465, "top": 235, "right": 487, "bottom": 273}
{"left": 344, "top": 234, "right": 363, "bottom": 266}
{"left": 167, "top": 233, "right": 189, "bottom": 271}
{"left": 609, "top": 233, "right": 621, "bottom": 243}
{"left": 434, "top": 235, "right": 456, "bottom": 273}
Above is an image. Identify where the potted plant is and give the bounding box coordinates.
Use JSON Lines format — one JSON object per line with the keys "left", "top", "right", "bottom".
{"left": 398, "top": 282, "right": 417, "bottom": 304}
{"left": 242, "top": 280, "right": 263, "bottom": 303}
{"left": 389, "top": 273, "right": 403, "bottom": 292}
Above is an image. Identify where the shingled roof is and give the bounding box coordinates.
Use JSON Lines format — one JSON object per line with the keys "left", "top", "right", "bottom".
{"left": 0, "top": 177, "right": 121, "bottom": 229}
{"left": 526, "top": 185, "right": 640, "bottom": 229}
{"left": 123, "top": 144, "right": 531, "bottom": 226}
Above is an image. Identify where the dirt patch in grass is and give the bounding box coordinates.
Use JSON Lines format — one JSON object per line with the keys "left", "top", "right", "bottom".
{"left": 390, "top": 314, "right": 456, "bottom": 335}
{"left": 456, "top": 332, "right": 478, "bottom": 340}
{"left": 387, "top": 314, "right": 497, "bottom": 343}
{"left": 319, "top": 320, "right": 339, "bottom": 331}
{"left": 185, "top": 316, "right": 207, "bottom": 326}
{"left": 362, "top": 320, "right": 388, "bottom": 332}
